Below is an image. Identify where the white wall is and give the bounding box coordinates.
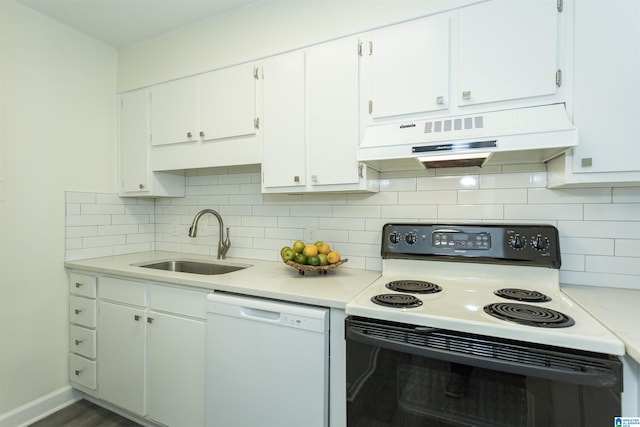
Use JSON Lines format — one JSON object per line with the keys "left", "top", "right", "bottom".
{"left": 0, "top": 0, "right": 117, "bottom": 415}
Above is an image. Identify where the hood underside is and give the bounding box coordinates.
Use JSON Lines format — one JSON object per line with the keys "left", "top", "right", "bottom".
{"left": 358, "top": 103, "right": 577, "bottom": 171}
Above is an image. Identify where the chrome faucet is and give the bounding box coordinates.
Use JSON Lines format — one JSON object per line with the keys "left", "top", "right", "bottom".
{"left": 188, "top": 209, "right": 231, "bottom": 259}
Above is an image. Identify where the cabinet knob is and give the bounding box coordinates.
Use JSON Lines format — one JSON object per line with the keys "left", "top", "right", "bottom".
{"left": 199, "top": 131, "right": 205, "bottom": 137}
{"left": 436, "top": 96, "right": 445, "bottom": 105}
{"left": 147, "top": 317, "right": 154, "bottom": 324}
{"left": 75, "top": 339, "right": 84, "bottom": 345}
{"left": 134, "top": 314, "right": 141, "bottom": 321}
{"left": 138, "top": 184, "right": 145, "bottom": 189}
{"left": 293, "top": 176, "right": 300, "bottom": 183}
{"left": 75, "top": 282, "right": 83, "bottom": 288}
{"left": 75, "top": 369, "right": 82, "bottom": 376}
{"left": 187, "top": 132, "right": 193, "bottom": 138}
{"left": 74, "top": 309, "right": 82, "bottom": 315}
{"left": 462, "top": 91, "right": 472, "bottom": 100}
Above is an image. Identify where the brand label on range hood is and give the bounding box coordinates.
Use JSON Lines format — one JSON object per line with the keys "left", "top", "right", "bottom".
{"left": 412, "top": 140, "right": 497, "bottom": 153}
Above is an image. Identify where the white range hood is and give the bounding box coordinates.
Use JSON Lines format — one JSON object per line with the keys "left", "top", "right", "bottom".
{"left": 358, "top": 103, "right": 577, "bottom": 171}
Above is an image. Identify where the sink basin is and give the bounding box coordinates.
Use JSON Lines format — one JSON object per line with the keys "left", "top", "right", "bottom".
{"left": 137, "top": 260, "right": 250, "bottom": 275}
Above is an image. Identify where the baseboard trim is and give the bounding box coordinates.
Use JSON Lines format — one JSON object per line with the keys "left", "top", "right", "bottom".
{"left": 0, "top": 386, "right": 83, "bottom": 427}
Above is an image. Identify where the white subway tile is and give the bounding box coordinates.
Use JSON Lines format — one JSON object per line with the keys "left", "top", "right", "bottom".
{"left": 265, "top": 194, "right": 303, "bottom": 204}
{"left": 229, "top": 194, "right": 263, "bottom": 205}
{"left": 584, "top": 203, "right": 640, "bottom": 221}
{"left": 560, "top": 237, "right": 614, "bottom": 256}
{"left": 347, "top": 192, "right": 398, "bottom": 206}
{"left": 98, "top": 224, "right": 139, "bottom": 236}
{"left": 437, "top": 205, "right": 503, "bottom": 220}
{"left": 560, "top": 271, "right": 640, "bottom": 289}
{"left": 126, "top": 204, "right": 155, "bottom": 215}
{"left": 114, "top": 242, "right": 154, "bottom": 255}
{"left": 380, "top": 205, "right": 438, "bottom": 219}
{"left": 528, "top": 188, "right": 611, "bottom": 204}
{"left": 278, "top": 216, "right": 318, "bottom": 229}
{"left": 66, "top": 247, "right": 113, "bottom": 261}
{"left": 613, "top": 187, "right": 640, "bottom": 203}
{"left": 66, "top": 238, "right": 83, "bottom": 250}
{"left": 81, "top": 204, "right": 124, "bottom": 215}
{"left": 83, "top": 235, "right": 126, "bottom": 248}
{"left": 112, "top": 214, "right": 150, "bottom": 225}
{"left": 67, "top": 226, "right": 98, "bottom": 238}
{"left": 399, "top": 190, "right": 457, "bottom": 205}
{"left": 558, "top": 220, "right": 640, "bottom": 239}
{"left": 348, "top": 230, "right": 382, "bottom": 245}
{"left": 417, "top": 175, "right": 479, "bottom": 190}
{"left": 559, "top": 253, "right": 585, "bottom": 271}
{"left": 435, "top": 165, "right": 501, "bottom": 176}
{"left": 319, "top": 217, "right": 365, "bottom": 231}
{"left": 252, "top": 205, "right": 290, "bottom": 217}
{"left": 505, "top": 204, "right": 583, "bottom": 221}
{"left": 615, "top": 239, "right": 640, "bottom": 257}
{"left": 217, "top": 173, "right": 254, "bottom": 185}
{"left": 66, "top": 214, "right": 111, "bottom": 227}
{"left": 240, "top": 183, "right": 262, "bottom": 195}
{"left": 241, "top": 215, "right": 279, "bottom": 227}
{"left": 302, "top": 193, "right": 347, "bottom": 205}
{"left": 480, "top": 171, "right": 546, "bottom": 189}
{"left": 66, "top": 203, "right": 81, "bottom": 214}
{"left": 458, "top": 189, "right": 527, "bottom": 204}
{"left": 126, "top": 233, "right": 155, "bottom": 244}
{"left": 587, "top": 255, "right": 640, "bottom": 275}
{"left": 379, "top": 177, "right": 417, "bottom": 192}
{"left": 265, "top": 227, "right": 298, "bottom": 240}
{"left": 314, "top": 229, "right": 349, "bottom": 244}
{"left": 291, "top": 205, "right": 333, "bottom": 217}
{"left": 332, "top": 205, "right": 381, "bottom": 218}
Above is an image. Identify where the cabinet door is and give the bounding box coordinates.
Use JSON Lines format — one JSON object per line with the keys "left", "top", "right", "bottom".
{"left": 458, "top": 0, "right": 558, "bottom": 106}
{"left": 150, "top": 77, "right": 197, "bottom": 146}
{"left": 571, "top": 0, "right": 640, "bottom": 174}
{"left": 308, "top": 37, "right": 360, "bottom": 186}
{"left": 367, "top": 14, "right": 450, "bottom": 120}
{"left": 147, "top": 311, "right": 205, "bottom": 427}
{"left": 262, "top": 51, "right": 306, "bottom": 188}
{"left": 98, "top": 301, "right": 146, "bottom": 416}
{"left": 199, "top": 63, "right": 257, "bottom": 141}
{"left": 119, "top": 90, "right": 150, "bottom": 193}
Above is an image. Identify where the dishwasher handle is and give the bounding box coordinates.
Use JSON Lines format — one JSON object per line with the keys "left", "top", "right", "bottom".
{"left": 240, "top": 306, "right": 280, "bottom": 321}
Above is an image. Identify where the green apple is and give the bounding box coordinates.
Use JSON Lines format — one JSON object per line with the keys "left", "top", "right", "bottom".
{"left": 281, "top": 248, "right": 296, "bottom": 262}
{"left": 294, "top": 253, "right": 307, "bottom": 265}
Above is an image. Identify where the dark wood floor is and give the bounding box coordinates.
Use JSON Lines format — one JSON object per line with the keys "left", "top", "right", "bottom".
{"left": 29, "top": 399, "right": 141, "bottom": 427}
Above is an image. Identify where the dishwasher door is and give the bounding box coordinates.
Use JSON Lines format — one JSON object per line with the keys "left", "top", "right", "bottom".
{"left": 206, "top": 291, "right": 329, "bottom": 427}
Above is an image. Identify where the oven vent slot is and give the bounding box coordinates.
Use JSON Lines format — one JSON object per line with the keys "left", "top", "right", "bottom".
{"left": 347, "top": 319, "right": 621, "bottom": 390}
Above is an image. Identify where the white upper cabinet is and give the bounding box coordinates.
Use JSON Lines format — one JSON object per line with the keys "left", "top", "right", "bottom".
{"left": 120, "top": 90, "right": 150, "bottom": 192}
{"left": 199, "top": 63, "right": 258, "bottom": 141}
{"left": 262, "top": 37, "right": 378, "bottom": 193}
{"left": 119, "top": 89, "right": 185, "bottom": 197}
{"left": 365, "top": 14, "right": 450, "bottom": 121}
{"left": 150, "top": 78, "right": 198, "bottom": 146}
{"left": 308, "top": 36, "right": 361, "bottom": 186}
{"left": 261, "top": 50, "right": 306, "bottom": 189}
{"left": 548, "top": 0, "right": 640, "bottom": 186}
{"left": 457, "top": 0, "right": 559, "bottom": 107}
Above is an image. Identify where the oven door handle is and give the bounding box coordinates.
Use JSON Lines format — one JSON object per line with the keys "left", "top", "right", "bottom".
{"left": 346, "top": 321, "right": 621, "bottom": 390}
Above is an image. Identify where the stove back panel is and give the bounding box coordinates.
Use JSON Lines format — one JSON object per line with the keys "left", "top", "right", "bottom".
{"left": 381, "top": 223, "right": 561, "bottom": 268}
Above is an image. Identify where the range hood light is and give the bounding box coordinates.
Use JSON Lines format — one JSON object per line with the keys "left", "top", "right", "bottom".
{"left": 417, "top": 152, "right": 492, "bottom": 169}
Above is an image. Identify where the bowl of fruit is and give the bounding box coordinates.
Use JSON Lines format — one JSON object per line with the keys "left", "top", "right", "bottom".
{"left": 280, "top": 240, "right": 347, "bottom": 275}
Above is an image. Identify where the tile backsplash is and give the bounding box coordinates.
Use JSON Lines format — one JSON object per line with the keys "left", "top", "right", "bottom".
{"left": 65, "top": 164, "right": 640, "bottom": 289}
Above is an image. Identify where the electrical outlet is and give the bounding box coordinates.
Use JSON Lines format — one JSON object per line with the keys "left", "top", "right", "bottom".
{"left": 304, "top": 227, "right": 316, "bottom": 242}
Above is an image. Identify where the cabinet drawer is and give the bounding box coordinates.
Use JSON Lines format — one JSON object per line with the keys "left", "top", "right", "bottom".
{"left": 100, "top": 276, "right": 146, "bottom": 306}
{"left": 69, "top": 272, "right": 97, "bottom": 298}
{"left": 149, "top": 284, "right": 206, "bottom": 319}
{"left": 69, "top": 295, "right": 96, "bottom": 327}
{"left": 69, "top": 353, "right": 97, "bottom": 390}
{"left": 69, "top": 324, "right": 96, "bottom": 359}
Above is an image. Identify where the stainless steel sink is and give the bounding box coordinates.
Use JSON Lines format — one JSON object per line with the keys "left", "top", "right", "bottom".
{"left": 136, "top": 260, "right": 250, "bottom": 275}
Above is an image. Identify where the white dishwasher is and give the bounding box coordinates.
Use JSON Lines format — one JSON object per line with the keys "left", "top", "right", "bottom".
{"left": 206, "top": 291, "right": 329, "bottom": 427}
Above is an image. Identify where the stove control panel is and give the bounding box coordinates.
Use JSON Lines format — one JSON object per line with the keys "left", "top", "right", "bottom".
{"left": 382, "top": 223, "right": 561, "bottom": 268}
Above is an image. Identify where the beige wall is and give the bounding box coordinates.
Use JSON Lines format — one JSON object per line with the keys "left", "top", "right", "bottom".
{"left": 0, "top": 0, "right": 117, "bottom": 414}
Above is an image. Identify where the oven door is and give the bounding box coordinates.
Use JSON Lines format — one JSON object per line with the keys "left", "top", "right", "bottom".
{"left": 346, "top": 316, "right": 622, "bottom": 427}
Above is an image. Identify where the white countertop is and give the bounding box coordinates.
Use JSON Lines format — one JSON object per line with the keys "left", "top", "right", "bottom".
{"left": 64, "top": 251, "right": 381, "bottom": 309}
{"left": 562, "top": 284, "right": 640, "bottom": 362}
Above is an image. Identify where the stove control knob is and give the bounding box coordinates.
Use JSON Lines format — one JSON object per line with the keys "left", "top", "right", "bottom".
{"left": 405, "top": 232, "right": 417, "bottom": 245}
{"left": 508, "top": 234, "right": 525, "bottom": 250}
{"left": 388, "top": 232, "right": 400, "bottom": 244}
{"left": 531, "top": 235, "right": 549, "bottom": 251}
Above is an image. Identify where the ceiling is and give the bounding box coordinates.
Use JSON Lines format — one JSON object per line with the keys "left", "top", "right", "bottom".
{"left": 17, "top": 0, "right": 262, "bottom": 49}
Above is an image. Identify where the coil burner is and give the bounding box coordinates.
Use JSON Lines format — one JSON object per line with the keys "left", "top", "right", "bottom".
{"left": 386, "top": 280, "right": 443, "bottom": 294}
{"left": 494, "top": 288, "right": 551, "bottom": 303}
{"left": 371, "top": 294, "right": 423, "bottom": 309}
{"left": 483, "top": 302, "right": 575, "bottom": 328}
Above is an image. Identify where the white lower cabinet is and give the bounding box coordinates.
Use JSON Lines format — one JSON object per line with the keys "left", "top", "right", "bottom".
{"left": 68, "top": 270, "right": 207, "bottom": 426}
{"left": 98, "top": 300, "right": 147, "bottom": 416}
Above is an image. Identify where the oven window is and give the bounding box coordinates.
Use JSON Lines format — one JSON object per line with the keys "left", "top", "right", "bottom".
{"left": 346, "top": 317, "right": 621, "bottom": 427}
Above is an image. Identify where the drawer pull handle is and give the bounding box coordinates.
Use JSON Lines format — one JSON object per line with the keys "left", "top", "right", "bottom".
{"left": 74, "top": 309, "right": 82, "bottom": 315}
{"left": 147, "top": 317, "right": 154, "bottom": 324}
{"left": 75, "top": 339, "right": 84, "bottom": 345}
{"left": 75, "top": 369, "right": 82, "bottom": 376}
{"left": 134, "top": 315, "right": 141, "bottom": 321}
{"left": 75, "top": 282, "right": 83, "bottom": 288}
